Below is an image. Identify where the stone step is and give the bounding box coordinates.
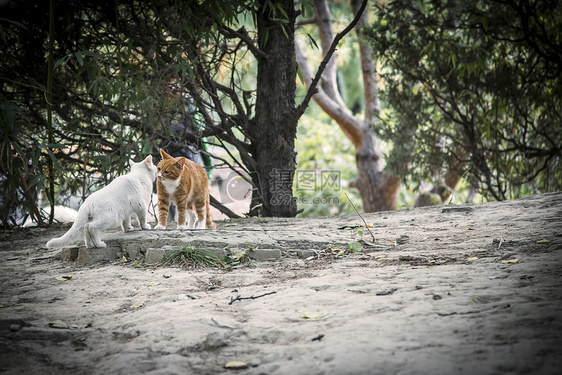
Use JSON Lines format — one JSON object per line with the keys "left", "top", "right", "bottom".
{"left": 58, "top": 227, "right": 346, "bottom": 266}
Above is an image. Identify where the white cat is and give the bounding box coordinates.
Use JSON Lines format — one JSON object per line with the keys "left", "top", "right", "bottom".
{"left": 23, "top": 205, "right": 78, "bottom": 227}
{"left": 46, "top": 156, "right": 157, "bottom": 249}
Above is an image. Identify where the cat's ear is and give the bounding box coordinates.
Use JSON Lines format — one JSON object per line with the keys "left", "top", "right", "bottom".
{"left": 160, "top": 149, "right": 172, "bottom": 159}
{"left": 144, "top": 155, "right": 153, "bottom": 165}
{"left": 129, "top": 160, "right": 134, "bottom": 168}
{"left": 176, "top": 157, "right": 186, "bottom": 169}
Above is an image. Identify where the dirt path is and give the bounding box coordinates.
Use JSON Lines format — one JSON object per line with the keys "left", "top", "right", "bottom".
{"left": 1, "top": 192, "right": 561, "bottom": 374}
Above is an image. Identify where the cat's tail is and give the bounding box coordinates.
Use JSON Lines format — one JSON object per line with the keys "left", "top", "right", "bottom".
{"left": 46, "top": 213, "right": 88, "bottom": 248}
{"left": 205, "top": 200, "right": 216, "bottom": 229}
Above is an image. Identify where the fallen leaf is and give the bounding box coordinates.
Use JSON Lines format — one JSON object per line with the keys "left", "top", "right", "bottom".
{"left": 187, "top": 294, "right": 199, "bottom": 300}
{"left": 55, "top": 275, "right": 72, "bottom": 281}
{"left": 303, "top": 311, "right": 329, "bottom": 321}
{"left": 49, "top": 320, "right": 69, "bottom": 329}
{"left": 536, "top": 239, "right": 550, "bottom": 244}
{"left": 148, "top": 282, "right": 160, "bottom": 287}
{"left": 467, "top": 227, "right": 476, "bottom": 230}
{"left": 122, "top": 255, "right": 127, "bottom": 262}
{"left": 337, "top": 224, "right": 373, "bottom": 230}
{"left": 224, "top": 361, "right": 249, "bottom": 370}
{"left": 130, "top": 301, "right": 145, "bottom": 309}
{"left": 360, "top": 240, "right": 392, "bottom": 250}
{"left": 466, "top": 257, "right": 479, "bottom": 262}
{"left": 376, "top": 288, "right": 398, "bottom": 296}
{"left": 163, "top": 272, "right": 172, "bottom": 278}
{"left": 501, "top": 259, "right": 519, "bottom": 264}
{"left": 211, "top": 317, "right": 237, "bottom": 330}
{"left": 395, "top": 235, "right": 409, "bottom": 244}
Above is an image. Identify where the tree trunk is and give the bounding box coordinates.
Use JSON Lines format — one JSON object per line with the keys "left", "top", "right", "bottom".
{"left": 355, "top": 129, "right": 401, "bottom": 212}
{"left": 249, "top": 0, "right": 298, "bottom": 217}
{"left": 46, "top": 0, "right": 55, "bottom": 225}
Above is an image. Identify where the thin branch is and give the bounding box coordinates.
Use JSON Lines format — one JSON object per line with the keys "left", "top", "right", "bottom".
{"left": 313, "top": 0, "right": 342, "bottom": 104}
{"left": 217, "top": 25, "right": 268, "bottom": 60}
{"left": 229, "top": 291, "right": 277, "bottom": 305}
{"left": 210, "top": 194, "right": 242, "bottom": 219}
{"left": 293, "top": 0, "right": 368, "bottom": 125}
{"left": 345, "top": 192, "right": 375, "bottom": 242}
{"left": 296, "top": 16, "right": 318, "bottom": 27}
{"left": 295, "top": 42, "right": 364, "bottom": 148}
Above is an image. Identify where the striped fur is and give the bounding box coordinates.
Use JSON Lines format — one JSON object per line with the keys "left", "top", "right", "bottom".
{"left": 154, "top": 149, "right": 216, "bottom": 230}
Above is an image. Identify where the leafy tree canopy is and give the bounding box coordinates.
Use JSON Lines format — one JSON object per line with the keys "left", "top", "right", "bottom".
{"left": 366, "top": 0, "right": 562, "bottom": 200}
{"left": 0, "top": 0, "right": 298, "bottom": 226}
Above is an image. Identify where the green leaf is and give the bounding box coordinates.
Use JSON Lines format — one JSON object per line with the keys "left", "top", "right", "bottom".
{"left": 53, "top": 55, "right": 68, "bottom": 70}
{"left": 306, "top": 33, "right": 319, "bottom": 50}
{"left": 75, "top": 51, "right": 84, "bottom": 66}
{"left": 276, "top": 3, "right": 289, "bottom": 20}
{"left": 49, "top": 320, "right": 69, "bottom": 329}
{"left": 80, "top": 50, "right": 103, "bottom": 58}
{"left": 28, "top": 174, "right": 46, "bottom": 190}
{"left": 46, "top": 149, "right": 64, "bottom": 174}
{"left": 348, "top": 242, "right": 363, "bottom": 253}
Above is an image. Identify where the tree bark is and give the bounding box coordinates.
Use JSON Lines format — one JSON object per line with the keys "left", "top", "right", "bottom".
{"left": 351, "top": 0, "right": 380, "bottom": 125}
{"left": 249, "top": 0, "right": 298, "bottom": 217}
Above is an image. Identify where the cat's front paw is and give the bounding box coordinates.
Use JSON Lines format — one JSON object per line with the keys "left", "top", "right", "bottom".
{"left": 177, "top": 224, "right": 187, "bottom": 230}
{"left": 141, "top": 224, "right": 151, "bottom": 230}
{"left": 123, "top": 226, "right": 134, "bottom": 232}
{"left": 154, "top": 224, "right": 167, "bottom": 230}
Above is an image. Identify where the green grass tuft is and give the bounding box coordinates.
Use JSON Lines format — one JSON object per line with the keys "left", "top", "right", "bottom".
{"left": 160, "top": 246, "right": 226, "bottom": 268}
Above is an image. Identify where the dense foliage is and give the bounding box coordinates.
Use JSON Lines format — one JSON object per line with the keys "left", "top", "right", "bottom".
{"left": 366, "top": 0, "right": 562, "bottom": 200}
{"left": 0, "top": 0, "right": 299, "bottom": 226}
{"left": 2, "top": 0, "right": 560, "bottom": 226}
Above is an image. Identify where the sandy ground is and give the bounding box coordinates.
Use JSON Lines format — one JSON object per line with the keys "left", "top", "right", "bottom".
{"left": 1, "top": 192, "right": 561, "bottom": 375}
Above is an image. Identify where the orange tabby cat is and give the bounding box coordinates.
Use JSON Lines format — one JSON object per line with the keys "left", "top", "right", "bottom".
{"left": 154, "top": 149, "right": 216, "bottom": 230}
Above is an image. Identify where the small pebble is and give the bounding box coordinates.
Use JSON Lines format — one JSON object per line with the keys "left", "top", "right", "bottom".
{"left": 10, "top": 324, "right": 22, "bottom": 332}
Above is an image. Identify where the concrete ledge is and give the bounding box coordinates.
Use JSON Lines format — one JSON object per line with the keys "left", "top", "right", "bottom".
{"left": 145, "top": 246, "right": 178, "bottom": 265}
{"left": 57, "top": 222, "right": 349, "bottom": 266}
{"left": 61, "top": 246, "right": 121, "bottom": 266}
{"left": 60, "top": 247, "right": 79, "bottom": 261}
{"left": 245, "top": 248, "right": 282, "bottom": 261}
{"left": 293, "top": 249, "right": 318, "bottom": 258}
